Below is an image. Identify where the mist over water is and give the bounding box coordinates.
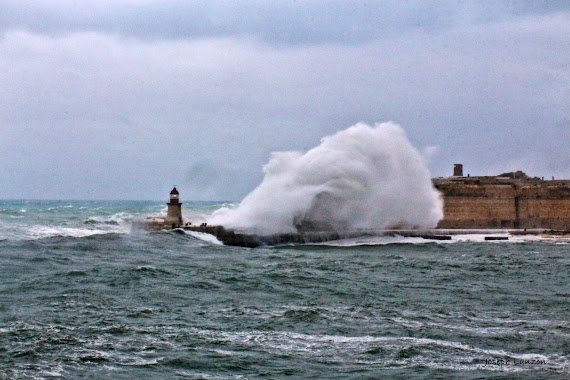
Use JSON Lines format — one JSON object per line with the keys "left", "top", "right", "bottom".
{"left": 210, "top": 122, "right": 443, "bottom": 235}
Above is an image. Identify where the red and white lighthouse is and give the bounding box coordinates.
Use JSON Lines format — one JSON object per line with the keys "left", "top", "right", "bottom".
{"left": 165, "top": 187, "right": 183, "bottom": 228}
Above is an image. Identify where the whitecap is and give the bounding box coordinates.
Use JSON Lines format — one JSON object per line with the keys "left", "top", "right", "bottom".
{"left": 183, "top": 230, "right": 223, "bottom": 245}
{"left": 88, "top": 212, "right": 133, "bottom": 223}
{"left": 27, "top": 225, "right": 120, "bottom": 239}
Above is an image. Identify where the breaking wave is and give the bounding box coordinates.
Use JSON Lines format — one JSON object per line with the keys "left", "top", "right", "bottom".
{"left": 84, "top": 212, "right": 134, "bottom": 227}
{"left": 182, "top": 230, "right": 224, "bottom": 245}
{"left": 0, "top": 212, "right": 134, "bottom": 241}
{"left": 210, "top": 122, "right": 443, "bottom": 235}
{"left": 26, "top": 226, "right": 120, "bottom": 240}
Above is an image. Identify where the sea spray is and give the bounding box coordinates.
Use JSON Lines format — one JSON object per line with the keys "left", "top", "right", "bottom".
{"left": 209, "top": 122, "right": 443, "bottom": 235}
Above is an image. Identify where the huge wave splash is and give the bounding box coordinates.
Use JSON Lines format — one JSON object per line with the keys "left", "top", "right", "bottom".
{"left": 209, "top": 122, "right": 443, "bottom": 235}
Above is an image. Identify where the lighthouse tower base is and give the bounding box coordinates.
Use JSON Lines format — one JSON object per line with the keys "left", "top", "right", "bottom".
{"left": 165, "top": 204, "right": 183, "bottom": 228}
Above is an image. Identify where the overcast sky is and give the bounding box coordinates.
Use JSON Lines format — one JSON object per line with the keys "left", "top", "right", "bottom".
{"left": 1, "top": 0, "right": 568, "bottom": 200}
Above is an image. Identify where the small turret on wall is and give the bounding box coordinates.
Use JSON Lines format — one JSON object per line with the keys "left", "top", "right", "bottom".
{"left": 165, "top": 187, "right": 183, "bottom": 228}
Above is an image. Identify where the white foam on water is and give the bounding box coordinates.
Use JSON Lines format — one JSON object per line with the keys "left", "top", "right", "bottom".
{"left": 27, "top": 225, "right": 120, "bottom": 239}
{"left": 451, "top": 234, "right": 497, "bottom": 242}
{"left": 35, "top": 362, "right": 65, "bottom": 379}
{"left": 121, "top": 357, "right": 162, "bottom": 366}
{"left": 454, "top": 233, "right": 569, "bottom": 244}
{"left": 183, "top": 230, "right": 223, "bottom": 245}
{"left": 389, "top": 316, "right": 534, "bottom": 337}
{"left": 187, "top": 327, "right": 565, "bottom": 372}
{"left": 210, "top": 122, "right": 443, "bottom": 235}
{"left": 316, "top": 233, "right": 569, "bottom": 246}
{"left": 312, "top": 235, "right": 434, "bottom": 247}
{"left": 85, "top": 212, "right": 134, "bottom": 229}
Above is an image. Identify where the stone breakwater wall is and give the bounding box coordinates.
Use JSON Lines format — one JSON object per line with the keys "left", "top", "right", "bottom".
{"left": 433, "top": 177, "right": 570, "bottom": 230}
{"left": 180, "top": 226, "right": 524, "bottom": 248}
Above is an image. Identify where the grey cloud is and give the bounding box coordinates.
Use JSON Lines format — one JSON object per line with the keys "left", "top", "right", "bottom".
{"left": 0, "top": 0, "right": 568, "bottom": 45}
{"left": 0, "top": 2, "right": 568, "bottom": 200}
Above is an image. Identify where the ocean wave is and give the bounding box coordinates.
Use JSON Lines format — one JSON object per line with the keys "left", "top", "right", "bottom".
{"left": 28, "top": 226, "right": 122, "bottom": 240}
{"left": 0, "top": 224, "right": 126, "bottom": 241}
{"left": 181, "top": 229, "right": 223, "bottom": 245}
{"left": 210, "top": 123, "right": 443, "bottom": 235}
{"left": 4, "top": 313, "right": 566, "bottom": 377}
{"left": 84, "top": 212, "right": 134, "bottom": 226}
{"left": 185, "top": 328, "right": 565, "bottom": 373}
{"left": 0, "top": 208, "right": 26, "bottom": 218}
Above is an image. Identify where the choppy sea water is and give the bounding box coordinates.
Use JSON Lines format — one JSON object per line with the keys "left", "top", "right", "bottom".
{"left": 0, "top": 200, "right": 568, "bottom": 379}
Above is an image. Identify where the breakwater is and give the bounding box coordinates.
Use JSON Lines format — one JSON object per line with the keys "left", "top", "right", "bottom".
{"left": 134, "top": 170, "right": 570, "bottom": 247}
{"left": 180, "top": 225, "right": 552, "bottom": 248}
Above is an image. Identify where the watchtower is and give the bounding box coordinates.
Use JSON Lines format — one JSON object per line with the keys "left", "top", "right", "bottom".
{"left": 453, "top": 164, "right": 464, "bottom": 177}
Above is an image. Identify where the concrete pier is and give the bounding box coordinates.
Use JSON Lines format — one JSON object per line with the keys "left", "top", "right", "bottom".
{"left": 180, "top": 225, "right": 552, "bottom": 248}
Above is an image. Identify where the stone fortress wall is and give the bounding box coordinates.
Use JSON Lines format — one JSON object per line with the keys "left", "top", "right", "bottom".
{"left": 433, "top": 165, "right": 570, "bottom": 230}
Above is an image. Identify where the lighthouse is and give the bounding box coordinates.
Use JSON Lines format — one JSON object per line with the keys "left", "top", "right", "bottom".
{"left": 165, "top": 187, "right": 183, "bottom": 228}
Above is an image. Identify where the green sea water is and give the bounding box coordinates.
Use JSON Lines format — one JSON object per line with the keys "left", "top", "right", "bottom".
{"left": 0, "top": 200, "right": 568, "bottom": 379}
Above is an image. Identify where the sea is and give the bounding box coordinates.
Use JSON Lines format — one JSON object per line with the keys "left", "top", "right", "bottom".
{"left": 0, "top": 200, "right": 568, "bottom": 379}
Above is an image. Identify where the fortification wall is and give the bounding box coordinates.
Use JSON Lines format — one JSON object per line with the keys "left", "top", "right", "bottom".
{"left": 433, "top": 178, "right": 570, "bottom": 230}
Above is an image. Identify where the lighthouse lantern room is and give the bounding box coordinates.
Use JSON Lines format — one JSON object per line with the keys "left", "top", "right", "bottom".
{"left": 169, "top": 187, "right": 180, "bottom": 204}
